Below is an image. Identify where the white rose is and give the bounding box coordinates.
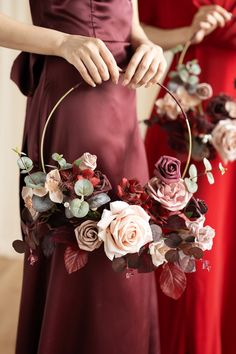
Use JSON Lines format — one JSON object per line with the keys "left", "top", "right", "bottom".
{"left": 79, "top": 152, "right": 97, "bottom": 170}
{"left": 97, "top": 201, "right": 153, "bottom": 260}
{"left": 149, "top": 240, "right": 169, "bottom": 267}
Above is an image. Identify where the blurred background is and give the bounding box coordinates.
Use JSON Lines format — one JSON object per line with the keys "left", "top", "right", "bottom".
{"left": 0, "top": 1, "right": 171, "bottom": 353}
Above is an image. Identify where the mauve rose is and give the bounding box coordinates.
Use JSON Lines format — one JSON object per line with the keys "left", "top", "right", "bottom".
{"left": 154, "top": 156, "right": 181, "bottom": 184}
{"left": 146, "top": 177, "right": 192, "bottom": 212}
{"left": 79, "top": 152, "right": 97, "bottom": 171}
{"left": 93, "top": 171, "right": 112, "bottom": 195}
{"left": 97, "top": 201, "right": 153, "bottom": 260}
{"left": 211, "top": 119, "right": 236, "bottom": 163}
{"left": 195, "top": 83, "right": 213, "bottom": 100}
{"left": 75, "top": 220, "right": 102, "bottom": 252}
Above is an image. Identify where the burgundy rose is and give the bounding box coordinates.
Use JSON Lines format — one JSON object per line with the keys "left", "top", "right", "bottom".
{"left": 93, "top": 171, "right": 112, "bottom": 195}
{"left": 184, "top": 198, "right": 208, "bottom": 219}
{"left": 154, "top": 156, "right": 181, "bottom": 184}
{"left": 206, "top": 94, "right": 231, "bottom": 122}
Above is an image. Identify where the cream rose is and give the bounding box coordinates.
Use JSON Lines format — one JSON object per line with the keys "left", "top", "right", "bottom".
{"left": 211, "top": 119, "right": 236, "bottom": 163}
{"left": 75, "top": 220, "right": 102, "bottom": 252}
{"left": 97, "top": 201, "right": 153, "bottom": 260}
{"left": 79, "top": 152, "right": 97, "bottom": 171}
{"left": 146, "top": 177, "right": 192, "bottom": 211}
{"left": 149, "top": 240, "right": 169, "bottom": 267}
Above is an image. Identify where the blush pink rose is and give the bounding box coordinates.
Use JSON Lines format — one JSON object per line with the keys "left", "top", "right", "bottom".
{"left": 146, "top": 177, "right": 192, "bottom": 211}
{"left": 211, "top": 119, "right": 236, "bottom": 163}
{"left": 197, "top": 226, "right": 215, "bottom": 251}
{"left": 97, "top": 201, "right": 153, "bottom": 260}
{"left": 176, "top": 86, "right": 201, "bottom": 111}
{"left": 155, "top": 93, "right": 181, "bottom": 120}
{"left": 195, "top": 83, "right": 213, "bottom": 100}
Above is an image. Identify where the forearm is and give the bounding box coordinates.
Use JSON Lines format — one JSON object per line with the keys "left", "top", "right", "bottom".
{"left": 130, "top": 0, "right": 152, "bottom": 48}
{"left": 0, "top": 13, "right": 68, "bottom": 56}
{"left": 142, "top": 24, "right": 191, "bottom": 50}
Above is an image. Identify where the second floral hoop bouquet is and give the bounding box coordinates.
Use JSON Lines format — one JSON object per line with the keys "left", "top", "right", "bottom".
{"left": 14, "top": 147, "right": 223, "bottom": 300}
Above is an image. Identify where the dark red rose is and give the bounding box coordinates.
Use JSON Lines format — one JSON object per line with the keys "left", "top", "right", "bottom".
{"left": 184, "top": 197, "right": 208, "bottom": 219}
{"left": 93, "top": 171, "right": 112, "bottom": 195}
{"left": 206, "top": 94, "right": 231, "bottom": 123}
{"left": 154, "top": 156, "right": 181, "bottom": 184}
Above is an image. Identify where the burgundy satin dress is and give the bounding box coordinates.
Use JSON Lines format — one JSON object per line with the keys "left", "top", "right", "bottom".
{"left": 11, "top": 1, "right": 160, "bottom": 353}
{"left": 139, "top": 1, "right": 236, "bottom": 354}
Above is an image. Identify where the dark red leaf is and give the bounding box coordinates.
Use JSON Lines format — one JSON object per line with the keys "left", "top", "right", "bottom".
{"left": 159, "top": 263, "right": 187, "bottom": 300}
{"left": 164, "top": 233, "right": 182, "bottom": 248}
{"left": 127, "top": 253, "right": 140, "bottom": 269}
{"left": 178, "top": 256, "right": 196, "bottom": 273}
{"left": 188, "top": 247, "right": 204, "bottom": 260}
{"left": 12, "top": 240, "right": 26, "bottom": 254}
{"left": 112, "top": 257, "right": 127, "bottom": 272}
{"left": 165, "top": 249, "right": 179, "bottom": 263}
{"left": 64, "top": 246, "right": 88, "bottom": 274}
{"left": 138, "top": 252, "right": 156, "bottom": 273}
{"left": 166, "top": 215, "right": 187, "bottom": 230}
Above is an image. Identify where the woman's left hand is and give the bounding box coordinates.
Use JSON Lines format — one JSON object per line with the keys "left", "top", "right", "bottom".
{"left": 122, "top": 43, "right": 167, "bottom": 89}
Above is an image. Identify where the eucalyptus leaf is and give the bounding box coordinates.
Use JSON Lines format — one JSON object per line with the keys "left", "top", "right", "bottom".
{"left": 70, "top": 199, "right": 89, "bottom": 218}
{"left": 206, "top": 172, "right": 215, "bottom": 185}
{"left": 150, "top": 224, "right": 163, "bottom": 242}
{"left": 32, "top": 194, "right": 54, "bottom": 212}
{"left": 60, "top": 162, "right": 73, "bottom": 170}
{"left": 188, "top": 75, "right": 199, "bottom": 86}
{"left": 17, "top": 156, "right": 33, "bottom": 171}
{"left": 189, "top": 164, "right": 198, "bottom": 182}
{"left": 74, "top": 179, "right": 94, "bottom": 197}
{"left": 52, "top": 153, "right": 63, "bottom": 162}
{"left": 87, "top": 193, "right": 111, "bottom": 209}
{"left": 203, "top": 158, "right": 212, "bottom": 172}
{"left": 24, "top": 172, "right": 46, "bottom": 189}
{"left": 178, "top": 69, "right": 189, "bottom": 83}
{"left": 188, "top": 63, "right": 201, "bottom": 75}
{"left": 184, "top": 177, "right": 198, "bottom": 193}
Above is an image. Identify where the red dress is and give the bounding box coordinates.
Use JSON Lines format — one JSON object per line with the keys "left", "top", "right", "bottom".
{"left": 11, "top": 1, "right": 160, "bottom": 353}
{"left": 139, "top": 1, "right": 236, "bottom": 354}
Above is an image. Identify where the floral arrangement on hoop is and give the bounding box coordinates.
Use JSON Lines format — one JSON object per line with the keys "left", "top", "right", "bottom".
{"left": 145, "top": 51, "right": 236, "bottom": 163}
{"left": 13, "top": 82, "right": 225, "bottom": 300}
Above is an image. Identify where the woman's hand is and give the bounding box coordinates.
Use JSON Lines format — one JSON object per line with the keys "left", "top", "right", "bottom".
{"left": 122, "top": 42, "right": 167, "bottom": 89}
{"left": 190, "top": 5, "right": 232, "bottom": 43}
{"left": 59, "top": 35, "right": 120, "bottom": 87}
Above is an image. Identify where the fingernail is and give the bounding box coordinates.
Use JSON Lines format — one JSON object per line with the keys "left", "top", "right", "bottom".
{"left": 122, "top": 79, "right": 129, "bottom": 86}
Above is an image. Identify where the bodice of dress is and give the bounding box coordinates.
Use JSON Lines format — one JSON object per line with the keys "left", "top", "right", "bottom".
{"left": 29, "top": 0, "right": 133, "bottom": 43}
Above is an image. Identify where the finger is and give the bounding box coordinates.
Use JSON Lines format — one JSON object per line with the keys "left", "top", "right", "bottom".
{"left": 80, "top": 54, "right": 103, "bottom": 84}
{"left": 128, "top": 52, "right": 154, "bottom": 86}
{"left": 146, "top": 59, "right": 167, "bottom": 87}
{"left": 193, "top": 29, "right": 207, "bottom": 43}
{"left": 211, "top": 11, "right": 227, "bottom": 27}
{"left": 205, "top": 13, "right": 218, "bottom": 27}
{"left": 134, "top": 59, "right": 159, "bottom": 87}
{"left": 198, "top": 21, "right": 212, "bottom": 30}
{"left": 74, "top": 59, "right": 96, "bottom": 87}
{"left": 207, "top": 5, "right": 232, "bottom": 21}
{"left": 99, "top": 42, "right": 119, "bottom": 84}
{"left": 123, "top": 48, "right": 146, "bottom": 86}
{"left": 90, "top": 52, "right": 110, "bottom": 81}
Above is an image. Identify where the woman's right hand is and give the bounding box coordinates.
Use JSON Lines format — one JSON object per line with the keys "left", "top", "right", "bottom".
{"left": 190, "top": 5, "right": 232, "bottom": 43}
{"left": 58, "top": 35, "right": 120, "bottom": 87}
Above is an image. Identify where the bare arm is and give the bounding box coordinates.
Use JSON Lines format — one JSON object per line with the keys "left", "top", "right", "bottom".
{"left": 141, "top": 5, "right": 232, "bottom": 51}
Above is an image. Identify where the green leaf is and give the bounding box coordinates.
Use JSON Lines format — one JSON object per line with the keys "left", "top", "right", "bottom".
{"left": 188, "top": 63, "right": 201, "bottom": 75}
{"left": 219, "top": 162, "right": 227, "bottom": 175}
{"left": 188, "top": 75, "right": 199, "bottom": 86}
{"left": 206, "top": 172, "right": 215, "bottom": 185}
{"left": 70, "top": 199, "right": 89, "bottom": 218}
{"left": 184, "top": 177, "right": 198, "bottom": 193}
{"left": 74, "top": 179, "right": 94, "bottom": 197}
{"left": 17, "top": 156, "right": 33, "bottom": 172}
{"left": 24, "top": 172, "right": 46, "bottom": 189}
{"left": 189, "top": 164, "right": 198, "bottom": 182}
{"left": 32, "top": 194, "right": 54, "bottom": 212}
{"left": 52, "top": 153, "right": 63, "bottom": 162}
{"left": 203, "top": 158, "right": 212, "bottom": 172}
{"left": 178, "top": 69, "right": 189, "bottom": 83}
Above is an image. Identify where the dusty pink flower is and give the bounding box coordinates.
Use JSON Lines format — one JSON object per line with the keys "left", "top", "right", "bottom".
{"left": 149, "top": 240, "right": 169, "bottom": 267}
{"left": 176, "top": 86, "right": 201, "bottom": 111}
{"left": 45, "top": 169, "right": 63, "bottom": 203}
{"left": 195, "top": 83, "right": 213, "bottom": 100}
{"left": 211, "top": 119, "right": 236, "bottom": 163}
{"left": 78, "top": 152, "right": 97, "bottom": 171}
{"left": 97, "top": 201, "right": 153, "bottom": 260}
{"left": 154, "top": 156, "right": 181, "bottom": 184}
{"left": 197, "top": 226, "right": 215, "bottom": 251}
{"left": 21, "top": 187, "right": 38, "bottom": 219}
{"left": 155, "top": 93, "right": 181, "bottom": 120}
{"left": 185, "top": 215, "right": 206, "bottom": 236}
{"left": 225, "top": 101, "right": 236, "bottom": 119}
{"left": 75, "top": 220, "right": 102, "bottom": 252}
{"left": 146, "top": 177, "right": 192, "bottom": 211}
